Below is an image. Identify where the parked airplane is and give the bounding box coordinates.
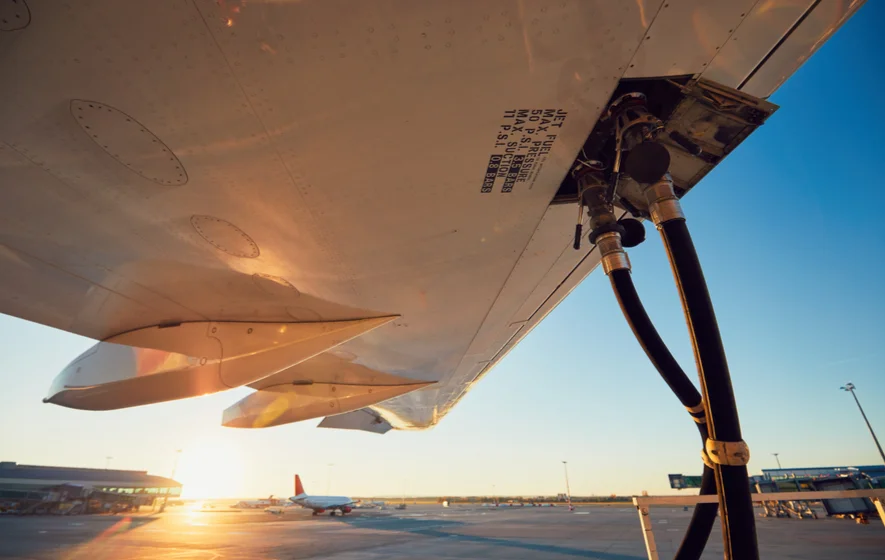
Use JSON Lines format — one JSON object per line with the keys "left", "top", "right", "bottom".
{"left": 288, "top": 475, "right": 355, "bottom": 517}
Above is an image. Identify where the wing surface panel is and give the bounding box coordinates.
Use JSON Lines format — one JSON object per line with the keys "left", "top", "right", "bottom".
{"left": 0, "top": 0, "right": 863, "bottom": 429}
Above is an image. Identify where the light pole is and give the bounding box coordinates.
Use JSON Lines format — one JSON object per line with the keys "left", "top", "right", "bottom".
{"left": 772, "top": 453, "right": 782, "bottom": 469}
{"left": 562, "top": 461, "right": 573, "bottom": 511}
{"left": 171, "top": 449, "right": 182, "bottom": 481}
{"left": 326, "top": 463, "right": 334, "bottom": 495}
{"left": 841, "top": 383, "right": 885, "bottom": 465}
{"left": 159, "top": 449, "right": 182, "bottom": 513}
{"left": 105, "top": 456, "right": 112, "bottom": 469}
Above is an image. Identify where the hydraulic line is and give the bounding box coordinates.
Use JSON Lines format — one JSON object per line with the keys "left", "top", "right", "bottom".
{"left": 651, "top": 188, "right": 758, "bottom": 560}
{"left": 608, "top": 267, "right": 718, "bottom": 560}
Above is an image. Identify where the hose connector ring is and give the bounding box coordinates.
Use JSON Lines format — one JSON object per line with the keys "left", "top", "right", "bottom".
{"left": 596, "top": 231, "right": 631, "bottom": 274}
{"left": 642, "top": 174, "right": 684, "bottom": 226}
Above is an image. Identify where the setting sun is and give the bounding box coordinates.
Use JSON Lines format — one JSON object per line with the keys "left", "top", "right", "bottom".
{"left": 175, "top": 435, "right": 246, "bottom": 499}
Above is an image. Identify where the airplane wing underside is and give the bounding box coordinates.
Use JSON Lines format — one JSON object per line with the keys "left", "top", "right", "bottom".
{"left": 0, "top": 0, "right": 862, "bottom": 431}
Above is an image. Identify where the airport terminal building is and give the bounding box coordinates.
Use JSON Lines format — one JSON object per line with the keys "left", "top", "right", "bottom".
{"left": 0, "top": 461, "right": 181, "bottom": 513}
{"left": 761, "top": 465, "right": 885, "bottom": 481}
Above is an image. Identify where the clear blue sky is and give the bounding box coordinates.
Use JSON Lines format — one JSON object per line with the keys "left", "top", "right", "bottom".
{"left": 2, "top": 3, "right": 883, "bottom": 499}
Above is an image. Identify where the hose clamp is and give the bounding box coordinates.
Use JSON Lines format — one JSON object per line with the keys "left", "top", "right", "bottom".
{"left": 649, "top": 199, "right": 684, "bottom": 225}
{"left": 705, "top": 438, "right": 751, "bottom": 466}
{"left": 685, "top": 402, "right": 706, "bottom": 423}
{"left": 700, "top": 448, "right": 714, "bottom": 469}
{"left": 642, "top": 174, "right": 684, "bottom": 226}
{"left": 596, "top": 231, "right": 631, "bottom": 274}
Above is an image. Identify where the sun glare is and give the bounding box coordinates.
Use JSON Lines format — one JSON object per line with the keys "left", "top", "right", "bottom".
{"left": 175, "top": 435, "right": 245, "bottom": 499}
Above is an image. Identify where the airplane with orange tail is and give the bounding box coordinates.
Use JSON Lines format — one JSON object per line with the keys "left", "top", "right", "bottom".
{"left": 287, "top": 475, "right": 355, "bottom": 517}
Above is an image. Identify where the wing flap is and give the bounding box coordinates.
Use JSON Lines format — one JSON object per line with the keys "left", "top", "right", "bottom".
{"left": 222, "top": 380, "right": 429, "bottom": 429}
{"left": 46, "top": 317, "right": 396, "bottom": 410}
{"left": 318, "top": 408, "right": 393, "bottom": 435}
{"left": 222, "top": 353, "right": 431, "bottom": 428}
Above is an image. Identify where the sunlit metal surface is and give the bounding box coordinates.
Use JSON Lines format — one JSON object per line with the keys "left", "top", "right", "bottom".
{"left": 222, "top": 378, "right": 432, "bottom": 428}
{"left": 0, "top": 0, "right": 863, "bottom": 430}
{"left": 732, "top": 0, "right": 864, "bottom": 97}
{"left": 46, "top": 317, "right": 396, "bottom": 410}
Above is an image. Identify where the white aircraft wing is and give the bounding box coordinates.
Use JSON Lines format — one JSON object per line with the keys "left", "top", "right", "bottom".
{"left": 0, "top": 1, "right": 863, "bottom": 430}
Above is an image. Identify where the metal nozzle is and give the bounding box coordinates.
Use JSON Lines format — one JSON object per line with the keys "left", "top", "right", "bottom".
{"left": 596, "top": 231, "right": 630, "bottom": 274}
{"left": 576, "top": 168, "right": 622, "bottom": 243}
{"left": 642, "top": 174, "right": 684, "bottom": 226}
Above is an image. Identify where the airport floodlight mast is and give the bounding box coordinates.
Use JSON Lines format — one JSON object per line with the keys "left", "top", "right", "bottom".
{"left": 773, "top": 453, "right": 782, "bottom": 469}
{"left": 841, "top": 383, "right": 885, "bottom": 465}
{"left": 562, "top": 461, "right": 573, "bottom": 511}
{"left": 159, "top": 449, "right": 182, "bottom": 513}
{"left": 105, "top": 456, "right": 112, "bottom": 469}
{"left": 572, "top": 90, "right": 759, "bottom": 559}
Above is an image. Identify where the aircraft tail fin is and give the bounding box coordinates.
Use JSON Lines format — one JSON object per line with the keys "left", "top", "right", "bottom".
{"left": 294, "top": 474, "right": 306, "bottom": 496}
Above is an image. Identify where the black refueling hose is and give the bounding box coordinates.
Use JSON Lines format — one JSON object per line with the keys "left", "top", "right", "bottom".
{"left": 583, "top": 155, "right": 757, "bottom": 557}
{"left": 659, "top": 219, "right": 759, "bottom": 560}
{"left": 588, "top": 88, "right": 757, "bottom": 556}
{"left": 676, "top": 467, "right": 719, "bottom": 560}
{"left": 609, "top": 268, "right": 718, "bottom": 560}
{"left": 608, "top": 270, "right": 702, "bottom": 409}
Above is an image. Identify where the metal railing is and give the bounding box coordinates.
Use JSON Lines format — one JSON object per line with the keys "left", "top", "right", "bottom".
{"left": 632, "top": 489, "right": 885, "bottom": 560}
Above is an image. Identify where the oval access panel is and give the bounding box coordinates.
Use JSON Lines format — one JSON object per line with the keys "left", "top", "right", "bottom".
{"left": 191, "top": 215, "right": 260, "bottom": 258}
{"left": 1, "top": 0, "right": 31, "bottom": 31}
{"left": 70, "top": 100, "right": 188, "bottom": 186}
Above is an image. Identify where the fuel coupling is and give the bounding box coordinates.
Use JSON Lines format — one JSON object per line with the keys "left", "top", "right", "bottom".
{"left": 578, "top": 166, "right": 620, "bottom": 245}
{"left": 641, "top": 173, "right": 684, "bottom": 227}
{"left": 575, "top": 166, "right": 645, "bottom": 274}
{"left": 609, "top": 92, "right": 671, "bottom": 186}
{"left": 596, "top": 231, "right": 630, "bottom": 275}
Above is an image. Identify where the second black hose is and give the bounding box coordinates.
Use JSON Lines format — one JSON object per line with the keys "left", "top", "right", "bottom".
{"left": 660, "top": 219, "right": 758, "bottom": 560}
{"left": 608, "top": 268, "right": 717, "bottom": 560}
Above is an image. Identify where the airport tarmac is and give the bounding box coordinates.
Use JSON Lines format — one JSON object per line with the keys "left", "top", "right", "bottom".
{"left": 1, "top": 504, "right": 883, "bottom": 559}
